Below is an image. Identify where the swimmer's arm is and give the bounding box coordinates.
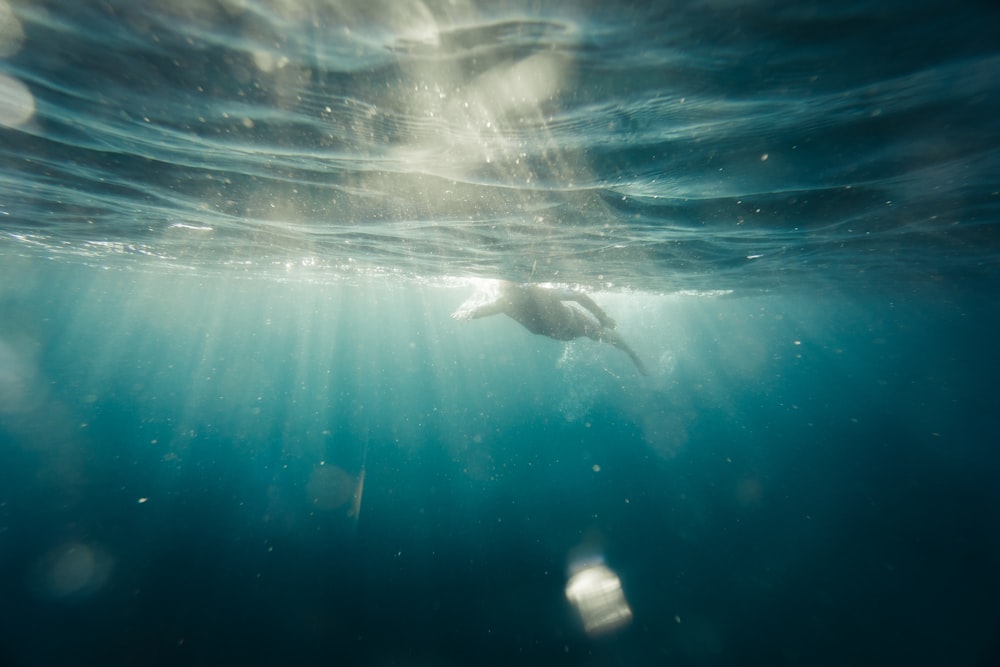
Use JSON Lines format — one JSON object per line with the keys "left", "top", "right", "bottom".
{"left": 451, "top": 300, "right": 506, "bottom": 321}
{"left": 562, "top": 292, "right": 616, "bottom": 329}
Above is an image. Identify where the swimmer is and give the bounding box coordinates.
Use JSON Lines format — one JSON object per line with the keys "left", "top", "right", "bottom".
{"left": 452, "top": 280, "right": 647, "bottom": 375}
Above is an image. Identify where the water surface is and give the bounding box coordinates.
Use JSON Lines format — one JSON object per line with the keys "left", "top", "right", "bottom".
{"left": 1, "top": 1, "right": 998, "bottom": 665}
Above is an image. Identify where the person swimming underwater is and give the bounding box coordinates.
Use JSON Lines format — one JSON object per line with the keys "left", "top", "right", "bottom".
{"left": 452, "top": 280, "right": 647, "bottom": 375}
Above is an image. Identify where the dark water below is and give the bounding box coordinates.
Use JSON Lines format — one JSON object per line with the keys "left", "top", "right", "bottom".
{"left": 1, "top": 1, "right": 998, "bottom": 665}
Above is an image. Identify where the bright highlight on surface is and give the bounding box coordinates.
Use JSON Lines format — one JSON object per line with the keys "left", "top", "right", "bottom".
{"left": 0, "top": 1, "right": 30, "bottom": 127}
{"left": 0, "top": 0, "right": 24, "bottom": 57}
{"left": 0, "top": 72, "right": 34, "bottom": 127}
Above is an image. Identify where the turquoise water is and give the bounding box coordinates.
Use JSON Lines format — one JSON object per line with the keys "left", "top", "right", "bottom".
{"left": 1, "top": 1, "right": 999, "bottom": 665}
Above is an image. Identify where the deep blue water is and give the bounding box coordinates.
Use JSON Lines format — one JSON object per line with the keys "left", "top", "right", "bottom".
{"left": 1, "top": 1, "right": 999, "bottom": 665}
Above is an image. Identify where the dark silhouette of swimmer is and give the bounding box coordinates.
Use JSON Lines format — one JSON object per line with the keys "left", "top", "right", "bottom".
{"left": 452, "top": 280, "right": 647, "bottom": 375}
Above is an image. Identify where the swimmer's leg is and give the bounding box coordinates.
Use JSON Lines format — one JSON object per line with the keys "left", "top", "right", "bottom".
{"left": 595, "top": 328, "right": 648, "bottom": 375}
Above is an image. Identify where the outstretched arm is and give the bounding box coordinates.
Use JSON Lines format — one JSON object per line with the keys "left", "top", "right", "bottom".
{"left": 451, "top": 298, "right": 507, "bottom": 321}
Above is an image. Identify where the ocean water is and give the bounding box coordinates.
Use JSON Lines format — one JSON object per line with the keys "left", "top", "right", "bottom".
{"left": 1, "top": 0, "right": 999, "bottom": 665}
